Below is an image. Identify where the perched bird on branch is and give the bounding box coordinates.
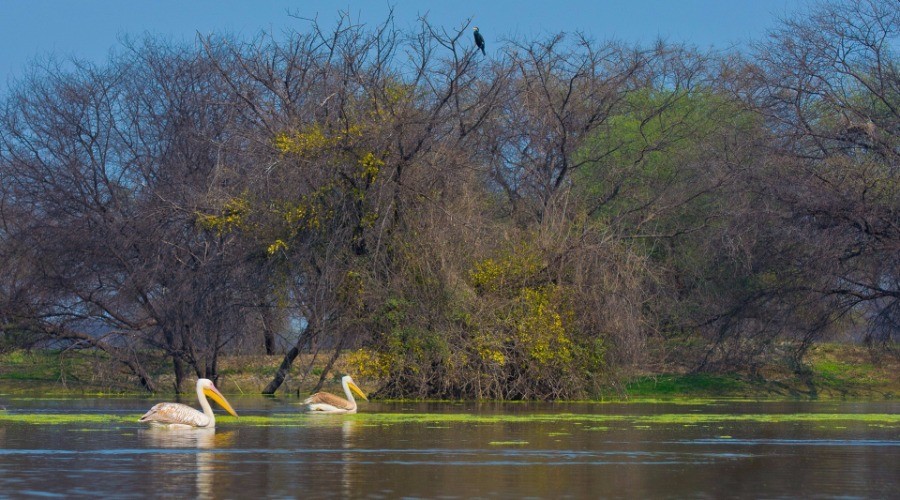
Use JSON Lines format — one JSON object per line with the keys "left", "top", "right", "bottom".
{"left": 473, "top": 26, "right": 486, "bottom": 55}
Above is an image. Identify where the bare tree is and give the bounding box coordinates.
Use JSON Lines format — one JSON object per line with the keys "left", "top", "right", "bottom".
{"left": 0, "top": 40, "right": 268, "bottom": 391}
{"left": 480, "top": 34, "right": 641, "bottom": 221}
{"left": 750, "top": 0, "right": 899, "bottom": 352}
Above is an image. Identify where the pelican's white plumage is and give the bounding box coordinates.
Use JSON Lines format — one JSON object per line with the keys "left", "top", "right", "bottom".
{"left": 304, "top": 375, "right": 368, "bottom": 414}
{"left": 139, "top": 378, "right": 238, "bottom": 429}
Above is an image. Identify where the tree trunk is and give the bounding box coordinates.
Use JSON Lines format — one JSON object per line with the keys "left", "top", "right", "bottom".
{"left": 263, "top": 345, "right": 302, "bottom": 395}
{"left": 261, "top": 308, "right": 276, "bottom": 355}
{"left": 311, "top": 330, "right": 350, "bottom": 393}
{"left": 262, "top": 320, "right": 316, "bottom": 395}
{"left": 172, "top": 355, "right": 186, "bottom": 393}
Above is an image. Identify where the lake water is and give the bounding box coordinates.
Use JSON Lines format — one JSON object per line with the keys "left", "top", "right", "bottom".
{"left": 0, "top": 397, "right": 897, "bottom": 498}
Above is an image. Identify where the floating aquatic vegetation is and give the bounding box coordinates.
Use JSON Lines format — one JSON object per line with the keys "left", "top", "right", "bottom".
{"left": 0, "top": 413, "right": 136, "bottom": 425}
{"left": 0, "top": 411, "right": 898, "bottom": 427}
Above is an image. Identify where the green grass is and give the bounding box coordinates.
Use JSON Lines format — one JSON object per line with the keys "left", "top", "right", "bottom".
{"left": 2, "top": 343, "right": 897, "bottom": 400}
{"left": 0, "top": 351, "right": 65, "bottom": 380}
{"left": 625, "top": 373, "right": 747, "bottom": 397}
{"left": 621, "top": 344, "right": 899, "bottom": 400}
{"left": 810, "top": 359, "right": 880, "bottom": 388}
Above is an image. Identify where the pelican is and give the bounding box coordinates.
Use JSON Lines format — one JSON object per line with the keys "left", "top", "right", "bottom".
{"left": 304, "top": 375, "right": 368, "bottom": 414}
{"left": 139, "top": 378, "right": 238, "bottom": 428}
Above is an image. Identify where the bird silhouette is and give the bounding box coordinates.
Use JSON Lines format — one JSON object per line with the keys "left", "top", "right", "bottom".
{"left": 473, "top": 27, "right": 486, "bottom": 56}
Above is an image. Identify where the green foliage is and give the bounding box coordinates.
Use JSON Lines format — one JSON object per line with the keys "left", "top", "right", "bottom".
{"left": 274, "top": 123, "right": 362, "bottom": 156}
{"left": 358, "top": 152, "right": 384, "bottom": 184}
{"left": 265, "top": 114, "right": 389, "bottom": 262}
{"left": 572, "top": 87, "right": 787, "bottom": 370}
{"left": 575, "top": 88, "right": 756, "bottom": 231}
{"left": 469, "top": 246, "right": 602, "bottom": 396}
{"left": 582, "top": 89, "right": 720, "bottom": 277}
{"left": 356, "top": 231, "right": 614, "bottom": 399}
{"left": 469, "top": 243, "right": 543, "bottom": 295}
{"left": 273, "top": 189, "right": 335, "bottom": 240}
{"left": 345, "top": 348, "right": 394, "bottom": 380}
{"left": 512, "top": 286, "right": 573, "bottom": 366}
{"left": 348, "top": 297, "right": 450, "bottom": 383}
{"left": 196, "top": 196, "right": 251, "bottom": 236}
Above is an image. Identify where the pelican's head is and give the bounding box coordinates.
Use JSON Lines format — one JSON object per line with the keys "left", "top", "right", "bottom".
{"left": 342, "top": 375, "right": 368, "bottom": 401}
{"left": 199, "top": 378, "right": 239, "bottom": 417}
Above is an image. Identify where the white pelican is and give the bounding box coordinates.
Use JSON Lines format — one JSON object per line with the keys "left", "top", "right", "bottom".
{"left": 139, "top": 378, "right": 238, "bottom": 428}
{"left": 304, "top": 375, "right": 368, "bottom": 414}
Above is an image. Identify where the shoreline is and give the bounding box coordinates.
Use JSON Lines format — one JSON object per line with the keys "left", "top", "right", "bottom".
{"left": 2, "top": 344, "right": 897, "bottom": 400}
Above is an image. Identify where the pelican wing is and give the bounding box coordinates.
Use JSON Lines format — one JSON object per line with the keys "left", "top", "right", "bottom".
{"left": 139, "top": 402, "right": 210, "bottom": 427}
{"left": 304, "top": 391, "right": 354, "bottom": 411}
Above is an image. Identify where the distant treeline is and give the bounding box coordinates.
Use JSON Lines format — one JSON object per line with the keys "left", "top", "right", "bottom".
{"left": 0, "top": 0, "right": 896, "bottom": 398}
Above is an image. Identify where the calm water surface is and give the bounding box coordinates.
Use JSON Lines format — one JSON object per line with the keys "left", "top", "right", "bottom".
{"left": 0, "top": 396, "right": 897, "bottom": 498}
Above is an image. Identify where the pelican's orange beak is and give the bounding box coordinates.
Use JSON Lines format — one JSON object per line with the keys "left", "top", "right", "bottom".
{"left": 348, "top": 380, "right": 368, "bottom": 401}
{"left": 204, "top": 384, "right": 239, "bottom": 417}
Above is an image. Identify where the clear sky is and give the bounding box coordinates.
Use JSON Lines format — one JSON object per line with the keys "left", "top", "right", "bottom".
{"left": 1, "top": 0, "right": 804, "bottom": 92}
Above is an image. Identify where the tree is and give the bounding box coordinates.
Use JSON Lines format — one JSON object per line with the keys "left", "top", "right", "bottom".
{"left": 750, "top": 0, "right": 899, "bottom": 353}
{"left": 0, "top": 40, "right": 268, "bottom": 391}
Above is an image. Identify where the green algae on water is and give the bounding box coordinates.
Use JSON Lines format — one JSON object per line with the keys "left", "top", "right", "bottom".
{"left": 2, "top": 411, "right": 899, "bottom": 428}
{"left": 0, "top": 413, "right": 137, "bottom": 425}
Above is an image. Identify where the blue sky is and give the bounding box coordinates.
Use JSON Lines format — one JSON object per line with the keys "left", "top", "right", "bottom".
{"left": 1, "top": 0, "right": 803, "bottom": 91}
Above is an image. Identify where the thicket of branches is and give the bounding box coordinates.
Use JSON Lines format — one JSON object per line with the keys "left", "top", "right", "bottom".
{"left": 0, "top": 0, "right": 896, "bottom": 398}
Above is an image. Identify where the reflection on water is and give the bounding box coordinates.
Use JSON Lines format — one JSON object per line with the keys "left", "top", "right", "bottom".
{"left": 137, "top": 428, "right": 236, "bottom": 500}
{"left": 0, "top": 400, "right": 897, "bottom": 498}
{"left": 138, "top": 426, "right": 236, "bottom": 448}
{"left": 340, "top": 420, "right": 359, "bottom": 498}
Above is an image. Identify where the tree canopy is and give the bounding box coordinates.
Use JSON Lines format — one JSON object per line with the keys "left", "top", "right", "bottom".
{"left": 1, "top": 0, "right": 897, "bottom": 398}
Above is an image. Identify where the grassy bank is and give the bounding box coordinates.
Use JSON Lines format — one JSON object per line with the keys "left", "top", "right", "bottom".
{"left": 624, "top": 344, "right": 899, "bottom": 400}
{"left": 1, "top": 343, "right": 897, "bottom": 399}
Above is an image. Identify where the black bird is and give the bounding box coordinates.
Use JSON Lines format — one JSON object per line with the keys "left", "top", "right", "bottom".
{"left": 473, "top": 27, "right": 486, "bottom": 55}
